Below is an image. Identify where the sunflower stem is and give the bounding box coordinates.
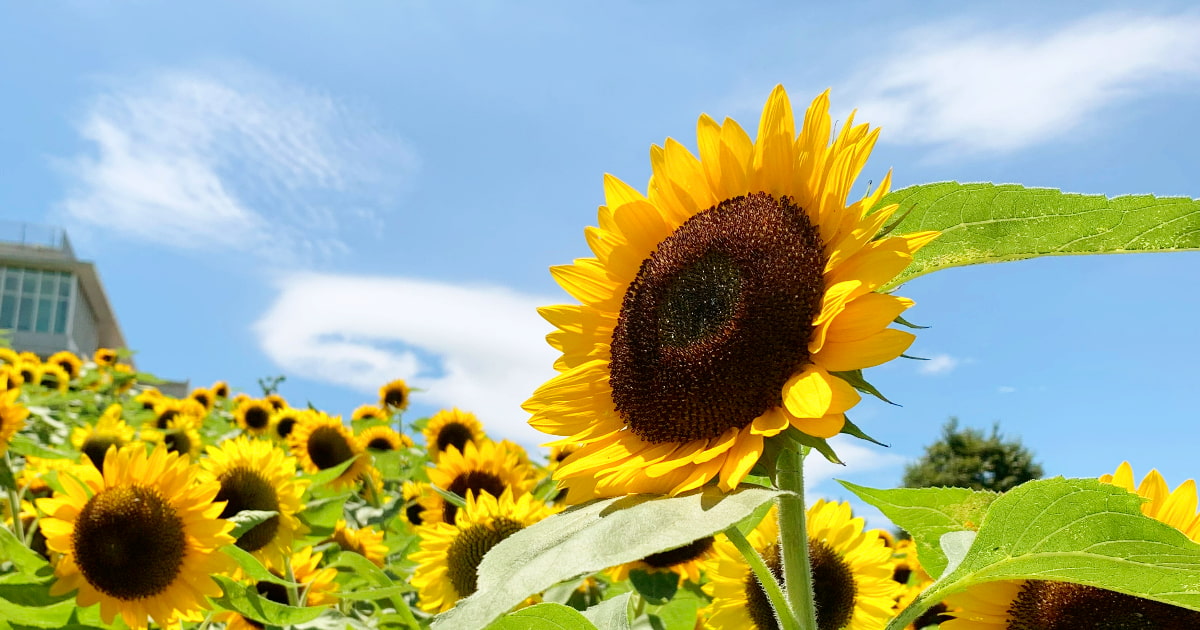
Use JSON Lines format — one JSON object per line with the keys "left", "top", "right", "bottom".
{"left": 776, "top": 445, "right": 818, "bottom": 630}
{"left": 4, "top": 451, "right": 25, "bottom": 545}
{"left": 723, "top": 524, "right": 800, "bottom": 630}
{"left": 283, "top": 555, "right": 301, "bottom": 609}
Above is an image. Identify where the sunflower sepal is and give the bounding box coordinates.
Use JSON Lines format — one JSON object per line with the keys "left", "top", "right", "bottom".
{"left": 839, "top": 415, "right": 889, "bottom": 447}
{"left": 893, "top": 313, "right": 929, "bottom": 329}
{"left": 210, "top": 574, "right": 329, "bottom": 626}
{"left": 777, "top": 426, "right": 842, "bottom": 465}
{"left": 830, "top": 369, "right": 898, "bottom": 406}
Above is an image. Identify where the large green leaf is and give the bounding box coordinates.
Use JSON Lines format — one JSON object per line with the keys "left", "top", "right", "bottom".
{"left": 884, "top": 478, "right": 1200, "bottom": 630}
{"left": 840, "top": 482, "right": 997, "bottom": 578}
{"left": 484, "top": 603, "right": 598, "bottom": 630}
{"left": 581, "top": 592, "right": 632, "bottom": 630}
{"left": 210, "top": 574, "right": 329, "bottom": 626}
{"left": 876, "top": 183, "right": 1200, "bottom": 288}
{"left": 432, "top": 486, "right": 782, "bottom": 630}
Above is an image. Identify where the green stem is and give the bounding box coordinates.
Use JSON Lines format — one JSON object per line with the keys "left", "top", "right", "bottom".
{"left": 776, "top": 445, "right": 818, "bottom": 630}
{"left": 4, "top": 451, "right": 25, "bottom": 545}
{"left": 723, "top": 525, "right": 800, "bottom": 630}
{"left": 283, "top": 555, "right": 301, "bottom": 609}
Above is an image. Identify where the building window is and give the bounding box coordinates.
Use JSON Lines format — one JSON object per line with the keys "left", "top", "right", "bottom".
{"left": 0, "top": 267, "right": 74, "bottom": 335}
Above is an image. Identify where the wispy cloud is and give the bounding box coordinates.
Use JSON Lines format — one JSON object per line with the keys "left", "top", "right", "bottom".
{"left": 918, "top": 353, "right": 958, "bottom": 375}
{"left": 255, "top": 272, "right": 559, "bottom": 444}
{"left": 998, "top": 386, "right": 1017, "bottom": 394}
{"left": 58, "top": 65, "right": 416, "bottom": 262}
{"left": 847, "top": 13, "right": 1200, "bottom": 154}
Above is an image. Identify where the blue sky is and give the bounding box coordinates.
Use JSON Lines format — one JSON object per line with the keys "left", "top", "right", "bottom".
{"left": 3, "top": 2, "right": 1200, "bottom": 516}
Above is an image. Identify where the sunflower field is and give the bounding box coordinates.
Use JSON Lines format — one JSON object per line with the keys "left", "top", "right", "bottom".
{"left": 4, "top": 86, "right": 1200, "bottom": 630}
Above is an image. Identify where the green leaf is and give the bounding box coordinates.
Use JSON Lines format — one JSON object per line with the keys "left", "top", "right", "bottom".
{"left": 220, "top": 545, "right": 301, "bottom": 587}
{"left": 0, "top": 525, "right": 53, "bottom": 582}
{"left": 432, "top": 483, "right": 467, "bottom": 508}
{"left": 886, "top": 478, "right": 1200, "bottom": 630}
{"left": 7, "top": 435, "right": 74, "bottom": 460}
{"left": 0, "top": 454, "right": 15, "bottom": 490}
{"left": 303, "top": 455, "right": 361, "bottom": 487}
{"left": 297, "top": 492, "right": 352, "bottom": 531}
{"left": 432, "top": 486, "right": 781, "bottom": 630}
{"left": 210, "top": 574, "right": 328, "bottom": 626}
{"left": 840, "top": 481, "right": 996, "bottom": 578}
{"left": 484, "top": 603, "right": 598, "bottom": 630}
{"left": 328, "top": 550, "right": 420, "bottom": 627}
{"left": 646, "top": 585, "right": 705, "bottom": 630}
{"left": 629, "top": 570, "right": 677, "bottom": 605}
{"left": 581, "top": 592, "right": 631, "bottom": 630}
{"left": 876, "top": 183, "right": 1200, "bottom": 289}
{"left": 228, "top": 510, "right": 279, "bottom": 540}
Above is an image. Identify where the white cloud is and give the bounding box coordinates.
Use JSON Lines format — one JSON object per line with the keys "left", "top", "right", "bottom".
{"left": 58, "top": 65, "right": 416, "bottom": 262}
{"left": 998, "top": 386, "right": 1017, "bottom": 394}
{"left": 847, "top": 13, "right": 1200, "bottom": 154}
{"left": 918, "top": 353, "right": 958, "bottom": 375}
{"left": 255, "top": 272, "right": 560, "bottom": 444}
{"left": 804, "top": 436, "right": 907, "bottom": 491}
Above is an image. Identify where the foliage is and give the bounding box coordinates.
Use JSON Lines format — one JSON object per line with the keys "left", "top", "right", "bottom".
{"left": 902, "top": 418, "right": 1044, "bottom": 492}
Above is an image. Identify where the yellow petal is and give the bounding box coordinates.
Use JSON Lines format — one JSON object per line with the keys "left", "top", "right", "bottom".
{"left": 815, "top": 328, "right": 915, "bottom": 372}
{"left": 717, "top": 428, "right": 763, "bottom": 491}
{"left": 825, "top": 294, "right": 914, "bottom": 343}
{"left": 751, "top": 85, "right": 796, "bottom": 195}
{"left": 751, "top": 406, "right": 791, "bottom": 437}
{"left": 783, "top": 365, "right": 861, "bottom": 419}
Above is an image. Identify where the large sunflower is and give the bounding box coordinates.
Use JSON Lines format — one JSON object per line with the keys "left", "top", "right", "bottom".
{"left": 410, "top": 489, "right": 556, "bottom": 613}
{"left": 0, "top": 388, "right": 29, "bottom": 455}
{"left": 524, "top": 86, "right": 937, "bottom": 499}
{"left": 422, "top": 440, "right": 535, "bottom": 525}
{"left": 423, "top": 407, "right": 487, "bottom": 462}
{"left": 703, "top": 500, "right": 899, "bottom": 630}
{"left": 288, "top": 412, "right": 370, "bottom": 489}
{"left": 35, "top": 444, "right": 235, "bottom": 629}
{"left": 942, "top": 463, "right": 1200, "bottom": 629}
{"left": 201, "top": 436, "right": 309, "bottom": 569}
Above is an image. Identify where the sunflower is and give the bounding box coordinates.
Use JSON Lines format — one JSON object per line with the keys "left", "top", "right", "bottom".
{"left": 608, "top": 535, "right": 717, "bottom": 586}
{"left": 378, "top": 378, "right": 411, "bottom": 411}
{"left": 525, "top": 87, "right": 937, "bottom": 499}
{"left": 235, "top": 398, "right": 276, "bottom": 436}
{"left": 703, "top": 500, "right": 899, "bottom": 630}
{"left": 150, "top": 398, "right": 207, "bottom": 430}
{"left": 16, "top": 360, "right": 39, "bottom": 387}
{"left": 37, "top": 362, "right": 70, "bottom": 392}
{"left": 942, "top": 463, "right": 1200, "bottom": 629}
{"left": 47, "top": 350, "right": 83, "bottom": 380}
{"left": 423, "top": 408, "right": 487, "bottom": 462}
{"left": 188, "top": 387, "right": 215, "bottom": 412}
{"left": 0, "top": 388, "right": 30, "bottom": 455}
{"left": 352, "top": 404, "right": 389, "bottom": 424}
{"left": 18, "top": 455, "right": 78, "bottom": 498}
{"left": 889, "top": 538, "right": 952, "bottom": 629}
{"left": 140, "top": 412, "right": 204, "bottom": 460}
{"left": 219, "top": 545, "right": 337, "bottom": 629}
{"left": 201, "top": 436, "right": 308, "bottom": 569}
{"left": 402, "top": 481, "right": 435, "bottom": 527}
{"left": 211, "top": 380, "right": 230, "bottom": 399}
{"left": 0, "top": 347, "right": 18, "bottom": 366}
{"left": 358, "top": 425, "right": 414, "bottom": 451}
{"left": 411, "top": 489, "right": 556, "bottom": 613}
{"left": 266, "top": 393, "right": 287, "bottom": 411}
{"left": 35, "top": 444, "right": 234, "bottom": 629}
{"left": 0, "top": 364, "right": 23, "bottom": 390}
{"left": 422, "top": 440, "right": 535, "bottom": 525}
{"left": 288, "top": 412, "right": 370, "bottom": 489}
{"left": 71, "top": 405, "right": 135, "bottom": 470}
{"left": 332, "top": 519, "right": 389, "bottom": 567}
{"left": 93, "top": 347, "right": 117, "bottom": 367}
{"left": 270, "top": 407, "right": 308, "bottom": 441}
{"left": 134, "top": 388, "right": 163, "bottom": 411}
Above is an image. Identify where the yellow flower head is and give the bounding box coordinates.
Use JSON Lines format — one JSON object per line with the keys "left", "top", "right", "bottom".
{"left": 47, "top": 351, "right": 83, "bottom": 380}
{"left": 410, "top": 489, "right": 556, "bottom": 613}
{"left": 332, "top": 519, "right": 389, "bottom": 567}
{"left": 352, "top": 404, "right": 389, "bottom": 423}
{"left": 423, "top": 408, "right": 486, "bottom": 462}
{"left": 423, "top": 440, "right": 535, "bottom": 525}
{"left": 210, "top": 380, "right": 230, "bottom": 399}
{"left": 270, "top": 407, "right": 308, "bottom": 441}
{"left": 358, "top": 424, "right": 414, "bottom": 452}
{"left": 525, "top": 86, "right": 938, "bottom": 500}
{"left": 288, "top": 412, "right": 370, "bottom": 489}
{"left": 71, "top": 404, "right": 135, "bottom": 470}
{"left": 188, "top": 387, "right": 215, "bottom": 412}
{"left": 234, "top": 398, "right": 275, "bottom": 436}
{"left": 36, "top": 444, "right": 235, "bottom": 629}
{"left": 37, "top": 363, "right": 71, "bottom": 393}
{"left": 378, "top": 378, "right": 411, "bottom": 411}
{"left": 217, "top": 546, "right": 337, "bottom": 630}
{"left": 0, "top": 347, "right": 18, "bottom": 366}
{"left": 703, "top": 501, "right": 900, "bottom": 630}
{"left": 140, "top": 412, "right": 204, "bottom": 460}
{"left": 0, "top": 388, "right": 30, "bottom": 456}
{"left": 93, "top": 347, "right": 118, "bottom": 367}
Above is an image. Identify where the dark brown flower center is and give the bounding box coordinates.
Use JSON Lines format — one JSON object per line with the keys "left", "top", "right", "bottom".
{"left": 367, "top": 436, "right": 396, "bottom": 451}
{"left": 1007, "top": 580, "right": 1200, "bottom": 629}
{"left": 383, "top": 387, "right": 407, "bottom": 408}
{"left": 81, "top": 435, "right": 124, "bottom": 471}
{"left": 307, "top": 426, "right": 355, "bottom": 470}
{"left": 275, "top": 416, "right": 297, "bottom": 438}
{"left": 244, "top": 405, "right": 271, "bottom": 430}
{"left": 744, "top": 540, "right": 857, "bottom": 630}
{"left": 155, "top": 409, "right": 178, "bottom": 429}
{"left": 406, "top": 502, "right": 424, "bottom": 526}
{"left": 446, "top": 518, "right": 524, "bottom": 598}
{"left": 72, "top": 485, "right": 186, "bottom": 600}
{"left": 216, "top": 466, "right": 282, "bottom": 553}
{"left": 163, "top": 430, "right": 192, "bottom": 456}
{"left": 610, "top": 193, "right": 825, "bottom": 443}
{"left": 444, "top": 471, "right": 507, "bottom": 524}
{"left": 436, "top": 422, "right": 475, "bottom": 455}
{"left": 642, "top": 536, "right": 714, "bottom": 569}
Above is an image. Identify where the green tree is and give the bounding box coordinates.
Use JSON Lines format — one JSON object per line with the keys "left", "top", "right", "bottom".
{"left": 903, "top": 418, "right": 1044, "bottom": 492}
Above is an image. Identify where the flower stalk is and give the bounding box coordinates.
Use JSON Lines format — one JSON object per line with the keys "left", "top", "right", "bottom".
{"left": 776, "top": 445, "right": 818, "bottom": 630}
{"left": 724, "top": 524, "right": 800, "bottom": 630}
